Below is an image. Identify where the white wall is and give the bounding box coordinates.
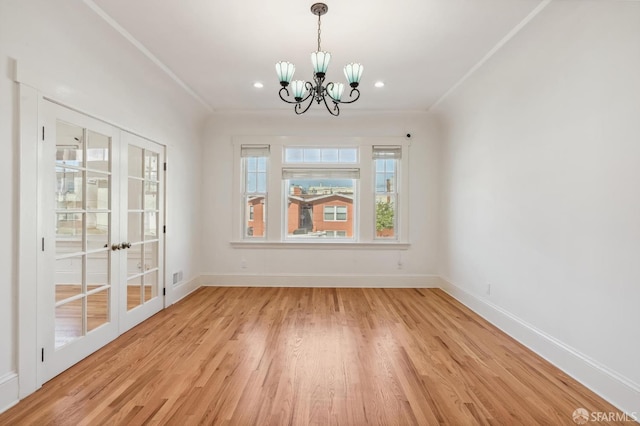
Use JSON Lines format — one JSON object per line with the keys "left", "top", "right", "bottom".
{"left": 0, "top": 0, "right": 207, "bottom": 410}
{"left": 436, "top": 0, "right": 640, "bottom": 415}
{"left": 201, "top": 111, "right": 440, "bottom": 285}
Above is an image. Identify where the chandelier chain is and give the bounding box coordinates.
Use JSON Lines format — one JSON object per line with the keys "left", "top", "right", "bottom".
{"left": 317, "top": 12, "right": 322, "bottom": 52}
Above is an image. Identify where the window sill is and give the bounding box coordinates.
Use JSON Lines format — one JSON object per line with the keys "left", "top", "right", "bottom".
{"left": 230, "top": 241, "right": 410, "bottom": 250}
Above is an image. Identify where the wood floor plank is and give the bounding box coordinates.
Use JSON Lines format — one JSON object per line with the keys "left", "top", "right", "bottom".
{"left": 0, "top": 287, "right": 629, "bottom": 425}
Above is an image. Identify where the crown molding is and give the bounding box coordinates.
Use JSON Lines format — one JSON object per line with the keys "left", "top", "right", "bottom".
{"left": 430, "top": 0, "right": 553, "bottom": 111}
{"left": 82, "top": 0, "right": 215, "bottom": 113}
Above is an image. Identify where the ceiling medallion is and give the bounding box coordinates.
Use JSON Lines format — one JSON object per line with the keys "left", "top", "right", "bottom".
{"left": 275, "top": 3, "right": 363, "bottom": 116}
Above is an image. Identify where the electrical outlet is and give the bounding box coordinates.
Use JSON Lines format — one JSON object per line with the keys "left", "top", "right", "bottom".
{"left": 397, "top": 260, "right": 403, "bottom": 270}
{"left": 486, "top": 283, "right": 491, "bottom": 296}
{"left": 241, "top": 259, "right": 247, "bottom": 269}
{"left": 172, "top": 270, "right": 184, "bottom": 285}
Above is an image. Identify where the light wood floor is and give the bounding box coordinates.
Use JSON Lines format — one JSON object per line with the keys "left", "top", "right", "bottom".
{"left": 0, "top": 287, "right": 626, "bottom": 425}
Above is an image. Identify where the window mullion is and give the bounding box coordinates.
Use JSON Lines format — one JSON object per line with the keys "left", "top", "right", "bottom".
{"left": 267, "top": 143, "right": 283, "bottom": 241}
{"left": 358, "top": 147, "right": 374, "bottom": 241}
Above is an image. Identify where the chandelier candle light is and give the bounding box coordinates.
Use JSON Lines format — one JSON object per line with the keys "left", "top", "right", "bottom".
{"left": 275, "top": 3, "right": 363, "bottom": 116}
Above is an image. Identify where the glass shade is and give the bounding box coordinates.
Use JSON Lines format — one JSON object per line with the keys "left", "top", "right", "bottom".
{"left": 291, "top": 80, "right": 307, "bottom": 100}
{"left": 311, "top": 51, "right": 331, "bottom": 75}
{"left": 344, "top": 63, "right": 364, "bottom": 87}
{"left": 275, "top": 61, "right": 295, "bottom": 84}
{"left": 327, "top": 83, "right": 344, "bottom": 101}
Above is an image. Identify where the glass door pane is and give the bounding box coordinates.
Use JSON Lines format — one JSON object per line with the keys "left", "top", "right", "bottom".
{"left": 54, "top": 120, "right": 112, "bottom": 349}
{"left": 127, "top": 154, "right": 144, "bottom": 311}
{"left": 126, "top": 144, "right": 162, "bottom": 310}
{"left": 142, "top": 150, "right": 161, "bottom": 304}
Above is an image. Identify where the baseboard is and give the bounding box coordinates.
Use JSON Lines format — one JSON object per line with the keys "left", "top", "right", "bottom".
{"left": 168, "top": 276, "right": 201, "bottom": 305}
{"left": 0, "top": 372, "right": 19, "bottom": 415}
{"left": 201, "top": 274, "right": 441, "bottom": 288}
{"left": 440, "top": 277, "right": 640, "bottom": 418}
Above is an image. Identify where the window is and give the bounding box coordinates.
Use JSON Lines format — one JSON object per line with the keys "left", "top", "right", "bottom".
{"left": 233, "top": 137, "right": 408, "bottom": 245}
{"left": 242, "top": 145, "right": 269, "bottom": 238}
{"left": 323, "top": 205, "right": 347, "bottom": 221}
{"left": 373, "top": 146, "right": 400, "bottom": 239}
{"left": 283, "top": 171, "right": 357, "bottom": 238}
{"left": 285, "top": 147, "right": 357, "bottom": 163}
{"left": 323, "top": 230, "right": 347, "bottom": 238}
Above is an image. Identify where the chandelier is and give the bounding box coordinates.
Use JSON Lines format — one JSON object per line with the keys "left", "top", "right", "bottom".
{"left": 275, "top": 3, "right": 363, "bottom": 116}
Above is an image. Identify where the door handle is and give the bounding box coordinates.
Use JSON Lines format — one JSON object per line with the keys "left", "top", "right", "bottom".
{"left": 111, "top": 242, "right": 131, "bottom": 250}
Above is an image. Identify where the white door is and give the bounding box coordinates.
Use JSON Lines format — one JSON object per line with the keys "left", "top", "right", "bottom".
{"left": 118, "top": 132, "right": 165, "bottom": 333}
{"left": 38, "top": 102, "right": 120, "bottom": 382}
{"left": 38, "top": 100, "right": 165, "bottom": 383}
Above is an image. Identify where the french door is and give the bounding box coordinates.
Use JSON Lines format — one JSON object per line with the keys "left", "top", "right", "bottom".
{"left": 118, "top": 132, "right": 165, "bottom": 333}
{"left": 38, "top": 100, "right": 165, "bottom": 383}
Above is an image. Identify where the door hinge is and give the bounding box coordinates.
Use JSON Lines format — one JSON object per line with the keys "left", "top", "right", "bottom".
{"left": 41, "top": 347, "right": 44, "bottom": 362}
{"left": 163, "top": 225, "right": 166, "bottom": 234}
{"left": 163, "top": 162, "right": 167, "bottom": 171}
{"left": 42, "top": 126, "right": 45, "bottom": 141}
{"left": 163, "top": 288, "right": 166, "bottom": 296}
{"left": 41, "top": 237, "right": 45, "bottom": 251}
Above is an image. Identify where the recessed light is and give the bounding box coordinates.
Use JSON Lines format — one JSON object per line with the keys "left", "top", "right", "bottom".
{"left": 374, "top": 81, "right": 385, "bottom": 88}
{"left": 253, "top": 82, "right": 264, "bottom": 88}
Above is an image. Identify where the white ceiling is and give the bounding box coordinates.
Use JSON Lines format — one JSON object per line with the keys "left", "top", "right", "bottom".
{"left": 90, "top": 0, "right": 544, "bottom": 113}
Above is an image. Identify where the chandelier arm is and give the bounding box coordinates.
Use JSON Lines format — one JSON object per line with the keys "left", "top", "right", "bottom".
{"left": 278, "top": 87, "right": 298, "bottom": 104}
{"left": 300, "top": 88, "right": 314, "bottom": 104}
{"left": 295, "top": 93, "right": 315, "bottom": 115}
{"left": 322, "top": 92, "right": 340, "bottom": 116}
{"left": 324, "top": 82, "right": 339, "bottom": 103}
{"left": 279, "top": 87, "right": 313, "bottom": 105}
{"left": 333, "top": 88, "right": 361, "bottom": 104}
{"left": 304, "top": 81, "right": 317, "bottom": 102}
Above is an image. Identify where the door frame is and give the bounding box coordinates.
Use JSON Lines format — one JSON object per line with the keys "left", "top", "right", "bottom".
{"left": 17, "top": 87, "right": 168, "bottom": 396}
